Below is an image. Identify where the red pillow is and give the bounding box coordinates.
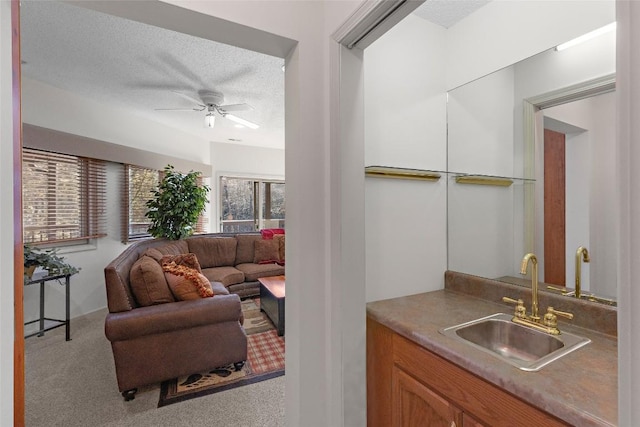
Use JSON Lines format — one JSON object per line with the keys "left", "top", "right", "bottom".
{"left": 260, "top": 228, "right": 285, "bottom": 240}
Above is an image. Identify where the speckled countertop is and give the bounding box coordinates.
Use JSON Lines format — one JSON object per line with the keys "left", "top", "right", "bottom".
{"left": 367, "top": 272, "right": 618, "bottom": 426}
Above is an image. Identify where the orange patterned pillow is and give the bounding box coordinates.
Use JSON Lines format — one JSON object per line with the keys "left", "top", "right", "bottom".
{"left": 160, "top": 253, "right": 202, "bottom": 272}
{"left": 162, "top": 260, "right": 213, "bottom": 300}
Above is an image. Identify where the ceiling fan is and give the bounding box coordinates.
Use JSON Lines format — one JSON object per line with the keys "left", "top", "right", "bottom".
{"left": 156, "top": 90, "right": 259, "bottom": 129}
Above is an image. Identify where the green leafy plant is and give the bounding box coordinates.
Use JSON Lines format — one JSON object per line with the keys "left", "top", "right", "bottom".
{"left": 23, "top": 245, "right": 80, "bottom": 277}
{"left": 145, "top": 165, "right": 210, "bottom": 240}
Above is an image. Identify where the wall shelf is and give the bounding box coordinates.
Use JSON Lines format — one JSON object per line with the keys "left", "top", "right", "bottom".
{"left": 364, "top": 166, "right": 442, "bottom": 182}
{"left": 455, "top": 175, "right": 514, "bottom": 187}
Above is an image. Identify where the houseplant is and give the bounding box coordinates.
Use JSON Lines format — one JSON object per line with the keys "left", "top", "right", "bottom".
{"left": 145, "top": 165, "right": 210, "bottom": 240}
{"left": 24, "top": 245, "right": 80, "bottom": 278}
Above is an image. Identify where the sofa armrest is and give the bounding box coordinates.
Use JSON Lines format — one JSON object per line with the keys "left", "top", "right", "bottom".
{"left": 105, "top": 294, "right": 242, "bottom": 342}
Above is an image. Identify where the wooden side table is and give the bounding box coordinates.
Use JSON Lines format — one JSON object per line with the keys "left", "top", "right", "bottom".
{"left": 24, "top": 272, "right": 72, "bottom": 341}
{"left": 258, "top": 275, "right": 285, "bottom": 336}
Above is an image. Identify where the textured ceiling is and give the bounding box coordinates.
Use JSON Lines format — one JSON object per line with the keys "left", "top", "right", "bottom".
{"left": 413, "top": 0, "right": 491, "bottom": 28}
{"left": 20, "top": 1, "right": 285, "bottom": 149}
{"left": 20, "top": 1, "right": 489, "bottom": 152}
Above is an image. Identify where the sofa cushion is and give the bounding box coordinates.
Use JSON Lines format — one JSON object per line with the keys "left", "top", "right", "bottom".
{"left": 274, "top": 234, "right": 285, "bottom": 262}
{"left": 187, "top": 237, "right": 237, "bottom": 268}
{"left": 253, "top": 239, "right": 280, "bottom": 264}
{"left": 235, "top": 262, "right": 285, "bottom": 282}
{"left": 154, "top": 240, "right": 189, "bottom": 256}
{"left": 201, "top": 266, "right": 245, "bottom": 287}
{"left": 162, "top": 261, "right": 214, "bottom": 300}
{"left": 129, "top": 255, "right": 175, "bottom": 306}
{"left": 235, "top": 234, "right": 261, "bottom": 265}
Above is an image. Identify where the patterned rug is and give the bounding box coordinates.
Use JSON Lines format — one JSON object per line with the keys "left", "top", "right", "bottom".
{"left": 158, "top": 298, "right": 285, "bottom": 407}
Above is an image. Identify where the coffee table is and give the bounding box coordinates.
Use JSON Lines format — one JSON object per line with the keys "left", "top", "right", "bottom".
{"left": 258, "top": 275, "right": 285, "bottom": 336}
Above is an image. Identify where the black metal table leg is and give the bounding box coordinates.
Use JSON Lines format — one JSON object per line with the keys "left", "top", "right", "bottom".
{"left": 65, "top": 275, "right": 71, "bottom": 341}
{"left": 38, "top": 281, "right": 45, "bottom": 337}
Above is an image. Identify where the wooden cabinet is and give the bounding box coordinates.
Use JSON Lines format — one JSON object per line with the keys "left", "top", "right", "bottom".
{"left": 367, "top": 316, "right": 569, "bottom": 427}
{"left": 392, "top": 365, "right": 462, "bottom": 427}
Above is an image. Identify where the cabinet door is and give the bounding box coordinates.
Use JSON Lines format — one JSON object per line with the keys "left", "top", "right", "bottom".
{"left": 463, "top": 413, "right": 487, "bottom": 427}
{"left": 392, "top": 366, "right": 463, "bottom": 427}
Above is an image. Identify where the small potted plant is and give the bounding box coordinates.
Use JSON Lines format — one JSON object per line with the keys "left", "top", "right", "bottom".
{"left": 24, "top": 245, "right": 80, "bottom": 278}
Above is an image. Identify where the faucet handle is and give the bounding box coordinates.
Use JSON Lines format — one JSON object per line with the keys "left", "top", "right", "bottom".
{"left": 502, "top": 297, "right": 527, "bottom": 318}
{"left": 547, "top": 307, "right": 573, "bottom": 319}
{"left": 543, "top": 307, "right": 574, "bottom": 329}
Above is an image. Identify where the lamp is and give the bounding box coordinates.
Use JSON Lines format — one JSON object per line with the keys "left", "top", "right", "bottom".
{"left": 223, "top": 113, "right": 259, "bottom": 129}
{"left": 556, "top": 22, "right": 616, "bottom": 51}
{"left": 205, "top": 112, "right": 216, "bottom": 128}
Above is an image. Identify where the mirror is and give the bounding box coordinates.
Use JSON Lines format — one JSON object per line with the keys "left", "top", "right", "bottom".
{"left": 447, "top": 26, "right": 616, "bottom": 302}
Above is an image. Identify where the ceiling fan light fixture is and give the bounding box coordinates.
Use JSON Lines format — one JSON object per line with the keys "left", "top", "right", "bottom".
{"left": 224, "top": 113, "right": 259, "bottom": 129}
{"left": 205, "top": 112, "right": 216, "bottom": 128}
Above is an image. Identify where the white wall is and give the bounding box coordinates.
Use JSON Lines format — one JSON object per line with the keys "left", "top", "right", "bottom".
{"left": 364, "top": 14, "right": 446, "bottom": 170}
{"left": 0, "top": 0, "right": 16, "bottom": 423}
{"left": 210, "top": 141, "right": 284, "bottom": 231}
{"left": 364, "top": 14, "right": 447, "bottom": 302}
{"left": 446, "top": 0, "right": 615, "bottom": 90}
{"left": 448, "top": 66, "right": 515, "bottom": 176}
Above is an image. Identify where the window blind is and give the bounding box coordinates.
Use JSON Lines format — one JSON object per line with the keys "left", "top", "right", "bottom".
{"left": 22, "top": 148, "right": 107, "bottom": 244}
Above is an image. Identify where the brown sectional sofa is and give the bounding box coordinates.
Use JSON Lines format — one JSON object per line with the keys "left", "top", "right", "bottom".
{"left": 103, "top": 232, "right": 284, "bottom": 400}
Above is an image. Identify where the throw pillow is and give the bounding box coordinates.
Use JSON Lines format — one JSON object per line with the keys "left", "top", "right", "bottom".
{"left": 162, "top": 261, "right": 213, "bottom": 300}
{"left": 274, "top": 234, "right": 285, "bottom": 264}
{"left": 160, "top": 253, "right": 202, "bottom": 272}
{"left": 253, "top": 239, "right": 280, "bottom": 264}
{"left": 143, "top": 247, "right": 164, "bottom": 263}
{"left": 129, "top": 255, "right": 175, "bottom": 306}
{"left": 260, "top": 228, "right": 285, "bottom": 240}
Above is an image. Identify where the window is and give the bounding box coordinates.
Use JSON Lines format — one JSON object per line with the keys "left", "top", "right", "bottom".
{"left": 122, "top": 165, "right": 160, "bottom": 242}
{"left": 220, "top": 176, "right": 285, "bottom": 232}
{"left": 122, "top": 165, "right": 209, "bottom": 242}
{"left": 22, "top": 148, "right": 107, "bottom": 244}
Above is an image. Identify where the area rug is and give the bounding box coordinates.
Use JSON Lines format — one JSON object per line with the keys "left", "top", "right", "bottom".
{"left": 158, "top": 298, "right": 285, "bottom": 407}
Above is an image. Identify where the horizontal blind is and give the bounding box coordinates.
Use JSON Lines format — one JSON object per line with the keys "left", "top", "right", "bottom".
{"left": 122, "top": 164, "right": 159, "bottom": 243}
{"left": 195, "top": 175, "right": 208, "bottom": 234}
{"left": 23, "top": 148, "right": 106, "bottom": 244}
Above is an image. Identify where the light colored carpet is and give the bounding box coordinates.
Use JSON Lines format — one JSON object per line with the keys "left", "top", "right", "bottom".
{"left": 25, "top": 307, "right": 285, "bottom": 427}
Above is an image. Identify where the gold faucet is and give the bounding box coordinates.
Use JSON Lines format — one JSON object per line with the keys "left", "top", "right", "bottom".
{"left": 575, "top": 246, "right": 590, "bottom": 299}
{"left": 502, "top": 253, "right": 574, "bottom": 335}
{"left": 520, "top": 253, "right": 539, "bottom": 320}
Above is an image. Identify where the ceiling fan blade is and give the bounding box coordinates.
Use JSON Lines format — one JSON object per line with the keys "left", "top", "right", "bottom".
{"left": 154, "top": 107, "right": 205, "bottom": 111}
{"left": 218, "top": 103, "right": 253, "bottom": 113}
{"left": 170, "top": 90, "right": 206, "bottom": 107}
{"left": 222, "top": 113, "right": 260, "bottom": 129}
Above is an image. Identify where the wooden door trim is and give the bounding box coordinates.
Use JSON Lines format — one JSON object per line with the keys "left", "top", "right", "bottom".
{"left": 12, "top": 0, "right": 24, "bottom": 425}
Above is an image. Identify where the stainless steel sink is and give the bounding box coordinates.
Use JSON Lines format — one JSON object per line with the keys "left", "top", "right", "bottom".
{"left": 439, "top": 313, "right": 591, "bottom": 371}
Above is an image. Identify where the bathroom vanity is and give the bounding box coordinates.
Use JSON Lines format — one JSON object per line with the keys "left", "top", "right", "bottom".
{"left": 367, "top": 272, "right": 617, "bottom": 426}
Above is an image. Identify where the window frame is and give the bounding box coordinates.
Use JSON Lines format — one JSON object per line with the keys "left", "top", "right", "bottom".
{"left": 122, "top": 164, "right": 210, "bottom": 243}
{"left": 22, "top": 148, "right": 107, "bottom": 246}
{"left": 219, "top": 175, "right": 285, "bottom": 233}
